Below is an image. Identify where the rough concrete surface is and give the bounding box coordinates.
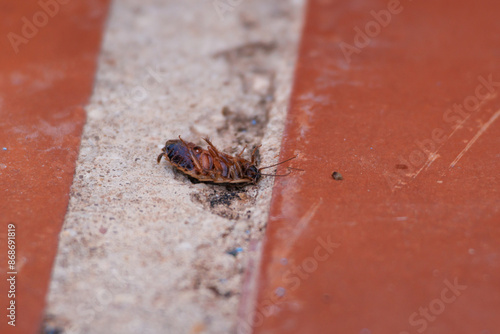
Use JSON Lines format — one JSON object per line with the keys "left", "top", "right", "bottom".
{"left": 45, "top": 1, "right": 304, "bottom": 333}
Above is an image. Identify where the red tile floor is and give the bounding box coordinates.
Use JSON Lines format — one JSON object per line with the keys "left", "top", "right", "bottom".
{"left": 246, "top": 1, "right": 500, "bottom": 333}
{"left": 0, "top": 1, "right": 111, "bottom": 333}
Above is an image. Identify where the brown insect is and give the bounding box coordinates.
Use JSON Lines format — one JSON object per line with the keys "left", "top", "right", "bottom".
{"left": 157, "top": 136, "right": 295, "bottom": 184}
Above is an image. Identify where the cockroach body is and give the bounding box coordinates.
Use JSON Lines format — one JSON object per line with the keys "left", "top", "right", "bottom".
{"left": 157, "top": 136, "right": 292, "bottom": 185}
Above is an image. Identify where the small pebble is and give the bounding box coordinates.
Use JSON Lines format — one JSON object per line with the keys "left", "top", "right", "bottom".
{"left": 226, "top": 247, "right": 243, "bottom": 256}
{"left": 43, "top": 327, "right": 62, "bottom": 334}
{"left": 331, "top": 171, "right": 343, "bottom": 180}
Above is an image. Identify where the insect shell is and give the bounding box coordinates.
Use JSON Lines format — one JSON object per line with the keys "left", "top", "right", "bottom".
{"left": 157, "top": 136, "right": 263, "bottom": 185}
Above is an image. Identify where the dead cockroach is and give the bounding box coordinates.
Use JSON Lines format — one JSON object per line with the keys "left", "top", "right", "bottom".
{"left": 157, "top": 136, "right": 295, "bottom": 185}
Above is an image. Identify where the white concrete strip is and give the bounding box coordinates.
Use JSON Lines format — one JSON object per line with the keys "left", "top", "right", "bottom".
{"left": 45, "top": 1, "right": 304, "bottom": 333}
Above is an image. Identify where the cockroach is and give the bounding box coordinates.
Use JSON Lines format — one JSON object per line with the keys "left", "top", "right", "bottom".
{"left": 157, "top": 136, "right": 295, "bottom": 185}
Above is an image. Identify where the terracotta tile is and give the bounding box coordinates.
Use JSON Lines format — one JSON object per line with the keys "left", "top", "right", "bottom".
{"left": 0, "top": 1, "right": 110, "bottom": 333}
{"left": 245, "top": 0, "right": 500, "bottom": 333}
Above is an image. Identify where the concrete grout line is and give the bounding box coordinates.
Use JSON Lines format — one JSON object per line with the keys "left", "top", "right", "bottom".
{"left": 44, "top": 1, "right": 304, "bottom": 333}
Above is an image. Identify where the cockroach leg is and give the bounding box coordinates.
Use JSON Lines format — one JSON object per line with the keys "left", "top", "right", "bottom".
{"left": 250, "top": 145, "right": 262, "bottom": 164}
{"left": 189, "top": 150, "right": 203, "bottom": 173}
{"left": 237, "top": 145, "right": 247, "bottom": 157}
{"left": 202, "top": 137, "right": 219, "bottom": 153}
{"left": 204, "top": 138, "right": 235, "bottom": 165}
{"left": 178, "top": 135, "right": 204, "bottom": 172}
{"left": 233, "top": 162, "right": 243, "bottom": 179}
{"left": 178, "top": 135, "right": 189, "bottom": 148}
{"left": 206, "top": 145, "right": 217, "bottom": 158}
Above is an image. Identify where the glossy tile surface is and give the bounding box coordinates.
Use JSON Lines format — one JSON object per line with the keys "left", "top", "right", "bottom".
{"left": 248, "top": 0, "right": 500, "bottom": 333}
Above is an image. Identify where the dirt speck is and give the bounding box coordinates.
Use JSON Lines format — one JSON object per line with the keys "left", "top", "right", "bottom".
{"left": 191, "top": 187, "right": 254, "bottom": 220}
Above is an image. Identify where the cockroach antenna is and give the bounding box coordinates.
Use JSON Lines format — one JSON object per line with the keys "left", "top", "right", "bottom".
{"left": 258, "top": 156, "right": 299, "bottom": 177}
{"left": 259, "top": 168, "right": 293, "bottom": 177}
{"left": 258, "top": 155, "right": 297, "bottom": 171}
